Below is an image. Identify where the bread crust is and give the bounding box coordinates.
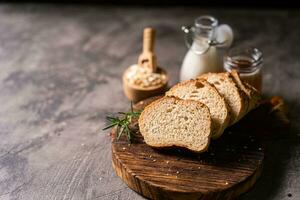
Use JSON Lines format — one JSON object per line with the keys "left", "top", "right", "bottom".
{"left": 138, "top": 96, "right": 212, "bottom": 153}
{"left": 227, "top": 72, "right": 250, "bottom": 120}
{"left": 166, "top": 79, "right": 230, "bottom": 139}
{"left": 230, "top": 70, "right": 261, "bottom": 114}
{"left": 243, "top": 82, "right": 262, "bottom": 110}
{"left": 199, "top": 72, "right": 249, "bottom": 125}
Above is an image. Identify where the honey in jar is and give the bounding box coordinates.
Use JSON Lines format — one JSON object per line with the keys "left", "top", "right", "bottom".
{"left": 224, "top": 46, "right": 263, "bottom": 92}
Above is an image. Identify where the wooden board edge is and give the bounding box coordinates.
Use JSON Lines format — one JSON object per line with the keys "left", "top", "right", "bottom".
{"left": 111, "top": 144, "right": 264, "bottom": 200}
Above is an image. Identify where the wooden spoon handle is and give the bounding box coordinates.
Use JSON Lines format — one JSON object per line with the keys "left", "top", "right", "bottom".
{"left": 143, "top": 28, "right": 155, "bottom": 53}
{"left": 138, "top": 28, "right": 157, "bottom": 73}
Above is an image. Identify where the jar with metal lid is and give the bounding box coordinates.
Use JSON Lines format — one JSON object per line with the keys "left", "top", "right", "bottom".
{"left": 224, "top": 46, "right": 263, "bottom": 92}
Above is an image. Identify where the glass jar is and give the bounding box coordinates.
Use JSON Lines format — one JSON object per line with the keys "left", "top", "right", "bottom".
{"left": 224, "top": 46, "right": 263, "bottom": 92}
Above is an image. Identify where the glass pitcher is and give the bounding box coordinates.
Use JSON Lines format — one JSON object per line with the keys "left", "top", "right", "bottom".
{"left": 180, "top": 16, "right": 234, "bottom": 81}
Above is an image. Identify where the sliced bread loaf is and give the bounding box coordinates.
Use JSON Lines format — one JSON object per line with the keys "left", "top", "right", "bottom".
{"left": 138, "top": 96, "right": 212, "bottom": 153}
{"left": 230, "top": 70, "right": 261, "bottom": 114}
{"left": 166, "top": 79, "right": 230, "bottom": 139}
{"left": 199, "top": 72, "right": 248, "bottom": 125}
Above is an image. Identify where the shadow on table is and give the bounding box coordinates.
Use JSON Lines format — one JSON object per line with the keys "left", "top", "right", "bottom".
{"left": 241, "top": 98, "right": 300, "bottom": 200}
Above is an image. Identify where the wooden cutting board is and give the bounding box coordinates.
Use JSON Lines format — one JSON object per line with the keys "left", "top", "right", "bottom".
{"left": 111, "top": 97, "right": 266, "bottom": 200}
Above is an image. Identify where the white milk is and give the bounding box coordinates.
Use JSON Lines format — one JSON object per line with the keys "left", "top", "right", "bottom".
{"left": 180, "top": 17, "right": 233, "bottom": 82}
{"left": 180, "top": 39, "right": 222, "bottom": 81}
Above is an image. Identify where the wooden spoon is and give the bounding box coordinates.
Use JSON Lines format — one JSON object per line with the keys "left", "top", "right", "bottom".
{"left": 138, "top": 28, "right": 157, "bottom": 73}
{"left": 122, "top": 28, "right": 168, "bottom": 102}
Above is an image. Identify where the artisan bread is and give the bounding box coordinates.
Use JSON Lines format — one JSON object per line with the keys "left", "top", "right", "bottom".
{"left": 199, "top": 72, "right": 248, "bottom": 125}
{"left": 138, "top": 96, "right": 212, "bottom": 153}
{"left": 166, "top": 79, "right": 230, "bottom": 139}
{"left": 230, "top": 70, "right": 261, "bottom": 114}
{"left": 243, "top": 82, "right": 261, "bottom": 112}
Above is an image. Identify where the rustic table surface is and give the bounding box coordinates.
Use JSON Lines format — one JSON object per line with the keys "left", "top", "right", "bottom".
{"left": 0, "top": 4, "right": 299, "bottom": 200}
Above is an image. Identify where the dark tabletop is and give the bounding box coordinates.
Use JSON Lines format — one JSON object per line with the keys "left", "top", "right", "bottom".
{"left": 0, "top": 4, "right": 299, "bottom": 200}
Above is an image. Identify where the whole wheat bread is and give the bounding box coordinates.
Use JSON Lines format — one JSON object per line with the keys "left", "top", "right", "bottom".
{"left": 199, "top": 72, "right": 248, "bottom": 125}
{"left": 166, "top": 79, "right": 230, "bottom": 139}
{"left": 230, "top": 70, "right": 261, "bottom": 114}
{"left": 138, "top": 96, "right": 212, "bottom": 152}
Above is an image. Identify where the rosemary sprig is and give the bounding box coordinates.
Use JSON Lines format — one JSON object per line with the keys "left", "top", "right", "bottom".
{"left": 103, "top": 102, "right": 141, "bottom": 143}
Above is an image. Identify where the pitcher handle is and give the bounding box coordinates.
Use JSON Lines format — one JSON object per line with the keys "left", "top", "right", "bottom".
{"left": 215, "top": 24, "right": 234, "bottom": 48}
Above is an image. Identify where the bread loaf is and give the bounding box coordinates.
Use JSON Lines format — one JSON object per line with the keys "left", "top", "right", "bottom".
{"left": 138, "top": 72, "right": 262, "bottom": 153}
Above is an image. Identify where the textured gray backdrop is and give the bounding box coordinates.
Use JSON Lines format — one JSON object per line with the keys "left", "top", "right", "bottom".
{"left": 0, "top": 4, "right": 299, "bottom": 200}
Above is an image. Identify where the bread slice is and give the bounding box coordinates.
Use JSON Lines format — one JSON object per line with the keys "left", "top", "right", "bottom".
{"left": 199, "top": 72, "right": 248, "bottom": 125}
{"left": 138, "top": 96, "right": 212, "bottom": 153}
{"left": 230, "top": 70, "right": 261, "bottom": 114}
{"left": 166, "top": 79, "right": 230, "bottom": 139}
{"left": 243, "top": 82, "right": 261, "bottom": 112}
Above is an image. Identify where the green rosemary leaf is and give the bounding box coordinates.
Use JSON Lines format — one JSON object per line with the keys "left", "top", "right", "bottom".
{"left": 102, "top": 123, "right": 117, "bottom": 130}
{"left": 125, "top": 125, "right": 132, "bottom": 143}
{"left": 131, "top": 112, "right": 141, "bottom": 117}
{"left": 103, "top": 103, "right": 141, "bottom": 143}
{"left": 106, "top": 116, "right": 117, "bottom": 122}
{"left": 130, "top": 101, "right": 133, "bottom": 113}
{"left": 117, "top": 112, "right": 127, "bottom": 115}
{"left": 117, "top": 127, "right": 125, "bottom": 140}
{"left": 116, "top": 125, "right": 120, "bottom": 138}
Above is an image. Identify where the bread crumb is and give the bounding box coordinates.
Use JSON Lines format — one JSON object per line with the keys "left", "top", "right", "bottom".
{"left": 176, "top": 171, "right": 180, "bottom": 174}
{"left": 225, "top": 182, "right": 228, "bottom": 185}
{"left": 166, "top": 161, "right": 170, "bottom": 164}
{"left": 122, "top": 147, "right": 126, "bottom": 150}
{"left": 153, "top": 159, "right": 156, "bottom": 162}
